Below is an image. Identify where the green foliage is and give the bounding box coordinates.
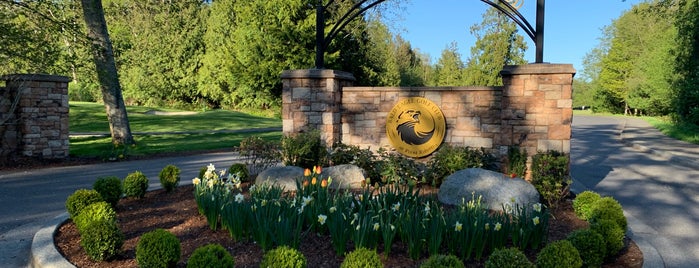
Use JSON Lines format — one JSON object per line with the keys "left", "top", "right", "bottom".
{"left": 228, "top": 163, "right": 250, "bottom": 182}
{"left": 484, "top": 247, "right": 534, "bottom": 268}
{"left": 590, "top": 219, "right": 625, "bottom": 257}
{"left": 340, "top": 247, "right": 384, "bottom": 268}
{"left": 434, "top": 42, "right": 465, "bottom": 86}
{"left": 79, "top": 219, "right": 124, "bottom": 261}
{"left": 329, "top": 143, "right": 379, "bottom": 180}
{"left": 567, "top": 229, "right": 606, "bottom": 268}
{"left": 420, "top": 254, "right": 464, "bottom": 268}
{"left": 186, "top": 243, "right": 235, "bottom": 268}
{"left": 65, "top": 189, "right": 104, "bottom": 219}
{"left": 136, "top": 229, "right": 181, "bottom": 268}
{"left": 506, "top": 145, "right": 527, "bottom": 178}
{"left": 572, "top": 191, "right": 601, "bottom": 220}
{"left": 425, "top": 144, "right": 496, "bottom": 186}
{"left": 259, "top": 246, "right": 306, "bottom": 268}
{"left": 536, "top": 240, "right": 582, "bottom": 268}
{"left": 123, "top": 171, "right": 149, "bottom": 198}
{"left": 589, "top": 197, "right": 628, "bottom": 232}
{"left": 93, "top": 176, "right": 123, "bottom": 207}
{"left": 375, "top": 149, "right": 425, "bottom": 185}
{"left": 73, "top": 201, "right": 117, "bottom": 233}
{"left": 530, "top": 150, "right": 570, "bottom": 207}
{"left": 237, "top": 136, "right": 281, "bottom": 176}
{"left": 280, "top": 130, "right": 327, "bottom": 169}
{"left": 159, "top": 165, "right": 181, "bottom": 193}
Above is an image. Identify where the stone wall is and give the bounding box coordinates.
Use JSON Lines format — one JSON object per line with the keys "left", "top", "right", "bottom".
{"left": 1, "top": 74, "right": 71, "bottom": 162}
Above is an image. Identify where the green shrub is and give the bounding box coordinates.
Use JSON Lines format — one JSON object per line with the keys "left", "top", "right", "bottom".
{"left": 425, "top": 144, "right": 496, "bottom": 186}
{"left": 589, "top": 197, "right": 627, "bottom": 231}
{"left": 590, "top": 219, "right": 625, "bottom": 257}
{"left": 484, "top": 247, "right": 534, "bottom": 268}
{"left": 237, "top": 136, "right": 280, "bottom": 176}
{"left": 187, "top": 243, "right": 235, "bottom": 268}
{"left": 93, "top": 176, "right": 123, "bottom": 207}
{"left": 123, "top": 171, "right": 149, "bottom": 198}
{"left": 159, "top": 165, "right": 181, "bottom": 192}
{"left": 506, "top": 145, "right": 527, "bottom": 178}
{"left": 572, "top": 191, "right": 601, "bottom": 220}
{"left": 567, "top": 229, "right": 606, "bottom": 268}
{"left": 259, "top": 245, "right": 306, "bottom": 268}
{"left": 340, "top": 247, "right": 383, "bottom": 268}
{"left": 228, "top": 163, "right": 250, "bottom": 182}
{"left": 280, "top": 130, "right": 327, "bottom": 169}
{"left": 73, "top": 201, "right": 116, "bottom": 233}
{"left": 420, "top": 254, "right": 464, "bottom": 268}
{"left": 328, "top": 142, "right": 361, "bottom": 166}
{"left": 136, "top": 229, "right": 181, "bottom": 268}
{"left": 375, "top": 149, "right": 425, "bottom": 185}
{"left": 530, "top": 150, "right": 571, "bottom": 207}
{"left": 536, "top": 240, "right": 582, "bottom": 268}
{"left": 79, "top": 219, "right": 124, "bottom": 261}
{"left": 65, "top": 189, "right": 104, "bottom": 219}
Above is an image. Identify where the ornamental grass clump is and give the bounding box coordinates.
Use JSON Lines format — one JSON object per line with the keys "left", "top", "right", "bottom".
{"left": 259, "top": 245, "right": 306, "bottom": 268}
{"left": 136, "top": 229, "right": 181, "bottom": 268}
{"left": 484, "top": 247, "right": 534, "bottom": 268}
{"left": 123, "top": 171, "right": 148, "bottom": 198}
{"left": 93, "top": 176, "right": 123, "bottom": 207}
{"left": 572, "top": 191, "right": 601, "bottom": 220}
{"left": 340, "top": 247, "right": 383, "bottom": 268}
{"left": 73, "top": 201, "right": 116, "bottom": 233}
{"left": 159, "top": 164, "right": 181, "bottom": 192}
{"left": 589, "top": 196, "right": 627, "bottom": 232}
{"left": 186, "top": 243, "right": 235, "bottom": 268}
{"left": 79, "top": 219, "right": 124, "bottom": 261}
{"left": 536, "top": 240, "right": 582, "bottom": 268}
{"left": 65, "top": 189, "right": 103, "bottom": 219}
{"left": 420, "top": 254, "right": 464, "bottom": 268}
{"left": 567, "top": 228, "right": 607, "bottom": 268}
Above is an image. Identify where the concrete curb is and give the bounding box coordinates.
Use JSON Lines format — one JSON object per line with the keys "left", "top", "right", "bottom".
{"left": 31, "top": 212, "right": 75, "bottom": 268}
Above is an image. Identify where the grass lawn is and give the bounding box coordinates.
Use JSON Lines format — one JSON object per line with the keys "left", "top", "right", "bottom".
{"left": 574, "top": 110, "right": 699, "bottom": 145}
{"left": 70, "top": 102, "right": 282, "bottom": 158}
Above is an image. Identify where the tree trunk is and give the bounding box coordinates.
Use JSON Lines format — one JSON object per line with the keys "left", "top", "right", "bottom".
{"left": 80, "top": 0, "right": 133, "bottom": 145}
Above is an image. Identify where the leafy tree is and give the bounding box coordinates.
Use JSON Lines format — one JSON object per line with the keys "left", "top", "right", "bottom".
{"left": 198, "top": 0, "right": 238, "bottom": 109}
{"left": 672, "top": 0, "right": 699, "bottom": 125}
{"left": 434, "top": 42, "right": 464, "bottom": 86}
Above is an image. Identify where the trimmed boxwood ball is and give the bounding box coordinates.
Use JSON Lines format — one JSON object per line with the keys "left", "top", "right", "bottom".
{"left": 589, "top": 196, "right": 627, "bottom": 231}
{"left": 136, "top": 229, "right": 181, "bottom": 268}
{"left": 123, "top": 171, "right": 149, "bottom": 198}
{"left": 572, "top": 191, "right": 601, "bottom": 220}
{"left": 259, "top": 245, "right": 306, "bottom": 268}
{"left": 73, "top": 201, "right": 117, "bottom": 233}
{"left": 80, "top": 219, "right": 124, "bottom": 261}
{"left": 159, "top": 164, "right": 181, "bottom": 192}
{"left": 65, "top": 189, "right": 103, "bottom": 219}
{"left": 591, "top": 219, "right": 626, "bottom": 257}
{"left": 567, "top": 228, "right": 607, "bottom": 268}
{"left": 485, "top": 247, "right": 534, "bottom": 268}
{"left": 340, "top": 247, "right": 383, "bottom": 268}
{"left": 229, "top": 163, "right": 250, "bottom": 182}
{"left": 93, "top": 176, "right": 123, "bottom": 207}
{"left": 187, "top": 243, "right": 234, "bottom": 268}
{"left": 536, "top": 240, "right": 582, "bottom": 268}
{"left": 420, "top": 254, "right": 464, "bottom": 268}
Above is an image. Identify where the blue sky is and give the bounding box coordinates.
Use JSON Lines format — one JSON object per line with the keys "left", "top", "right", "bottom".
{"left": 388, "top": 0, "right": 643, "bottom": 73}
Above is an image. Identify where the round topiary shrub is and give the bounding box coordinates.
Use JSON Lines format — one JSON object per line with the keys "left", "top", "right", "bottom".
{"left": 572, "top": 191, "right": 601, "bottom": 220}
{"left": 79, "top": 219, "right": 124, "bottom": 261}
{"left": 484, "top": 247, "right": 534, "bottom": 268}
{"left": 340, "top": 247, "right": 383, "bottom": 268}
{"left": 567, "top": 228, "right": 606, "bottom": 268}
{"left": 73, "top": 201, "right": 117, "bottom": 233}
{"left": 136, "top": 229, "right": 181, "bottom": 268}
{"left": 259, "top": 245, "right": 306, "bottom": 268}
{"left": 589, "top": 196, "right": 627, "bottom": 231}
{"left": 536, "top": 240, "right": 582, "bottom": 268}
{"left": 65, "top": 189, "right": 104, "bottom": 219}
{"left": 123, "top": 171, "right": 149, "bottom": 198}
{"left": 229, "top": 163, "right": 250, "bottom": 182}
{"left": 187, "top": 243, "right": 235, "bottom": 268}
{"left": 420, "top": 254, "right": 464, "bottom": 268}
{"left": 159, "top": 165, "right": 181, "bottom": 192}
{"left": 93, "top": 176, "right": 123, "bottom": 207}
{"left": 590, "top": 219, "right": 625, "bottom": 257}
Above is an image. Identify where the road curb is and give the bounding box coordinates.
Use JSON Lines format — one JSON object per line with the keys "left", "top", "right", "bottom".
{"left": 31, "top": 212, "right": 75, "bottom": 268}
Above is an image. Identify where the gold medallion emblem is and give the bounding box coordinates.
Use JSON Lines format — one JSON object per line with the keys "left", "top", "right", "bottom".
{"left": 386, "top": 97, "right": 446, "bottom": 158}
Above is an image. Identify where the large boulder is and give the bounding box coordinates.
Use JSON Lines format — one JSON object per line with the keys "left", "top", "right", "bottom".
{"left": 438, "top": 168, "right": 540, "bottom": 211}
{"left": 323, "top": 164, "right": 366, "bottom": 190}
{"left": 255, "top": 166, "right": 304, "bottom": 191}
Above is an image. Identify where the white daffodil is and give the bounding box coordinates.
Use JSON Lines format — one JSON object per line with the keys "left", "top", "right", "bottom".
{"left": 234, "top": 193, "right": 244, "bottom": 203}
{"left": 318, "top": 214, "right": 327, "bottom": 225}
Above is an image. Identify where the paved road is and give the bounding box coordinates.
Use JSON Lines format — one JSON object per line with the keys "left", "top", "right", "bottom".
{"left": 0, "top": 152, "right": 242, "bottom": 267}
{"left": 572, "top": 115, "right": 699, "bottom": 268}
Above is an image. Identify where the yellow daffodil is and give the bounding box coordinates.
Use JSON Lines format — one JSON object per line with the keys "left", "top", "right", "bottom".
{"left": 454, "top": 221, "right": 463, "bottom": 232}
{"left": 192, "top": 178, "right": 201, "bottom": 185}
{"left": 318, "top": 214, "right": 327, "bottom": 225}
{"left": 495, "top": 222, "right": 502, "bottom": 231}
{"left": 373, "top": 223, "right": 380, "bottom": 231}
{"left": 329, "top": 206, "right": 337, "bottom": 213}
{"left": 533, "top": 216, "right": 540, "bottom": 225}
{"left": 533, "top": 203, "right": 542, "bottom": 213}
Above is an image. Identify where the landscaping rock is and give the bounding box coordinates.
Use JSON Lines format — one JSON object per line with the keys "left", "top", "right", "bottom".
{"left": 438, "top": 168, "right": 540, "bottom": 211}
{"left": 323, "top": 164, "right": 366, "bottom": 190}
{"left": 255, "top": 166, "right": 304, "bottom": 191}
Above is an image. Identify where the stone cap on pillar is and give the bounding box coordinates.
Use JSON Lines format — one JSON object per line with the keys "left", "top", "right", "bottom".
{"left": 500, "top": 64, "right": 576, "bottom": 76}
{"left": 1, "top": 74, "right": 72, "bottom": 83}
{"left": 281, "top": 69, "right": 355, "bottom": 81}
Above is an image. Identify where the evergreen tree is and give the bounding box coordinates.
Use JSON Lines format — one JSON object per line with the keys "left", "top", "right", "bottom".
{"left": 673, "top": 0, "right": 699, "bottom": 125}
{"left": 434, "top": 42, "right": 464, "bottom": 86}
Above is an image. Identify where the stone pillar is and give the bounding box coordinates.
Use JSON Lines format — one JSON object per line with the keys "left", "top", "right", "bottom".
{"left": 1, "top": 74, "right": 71, "bottom": 160}
{"left": 281, "top": 69, "right": 355, "bottom": 145}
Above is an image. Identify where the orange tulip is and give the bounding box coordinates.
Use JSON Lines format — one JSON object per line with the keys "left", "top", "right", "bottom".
{"left": 303, "top": 180, "right": 309, "bottom": 188}
{"left": 321, "top": 179, "right": 328, "bottom": 188}
{"left": 510, "top": 173, "right": 517, "bottom": 179}
{"left": 311, "top": 177, "right": 317, "bottom": 185}
{"left": 314, "top": 166, "right": 322, "bottom": 174}
{"left": 304, "top": 168, "right": 311, "bottom": 177}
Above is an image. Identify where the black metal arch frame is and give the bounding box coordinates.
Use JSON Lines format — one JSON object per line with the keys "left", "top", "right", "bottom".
{"left": 314, "top": 0, "right": 545, "bottom": 69}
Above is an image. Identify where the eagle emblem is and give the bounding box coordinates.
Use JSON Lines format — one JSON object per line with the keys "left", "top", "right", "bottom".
{"left": 386, "top": 97, "right": 446, "bottom": 158}
{"left": 395, "top": 110, "right": 435, "bottom": 145}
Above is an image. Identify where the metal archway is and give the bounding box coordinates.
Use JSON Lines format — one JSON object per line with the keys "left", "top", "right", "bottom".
{"left": 314, "top": 0, "right": 545, "bottom": 69}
